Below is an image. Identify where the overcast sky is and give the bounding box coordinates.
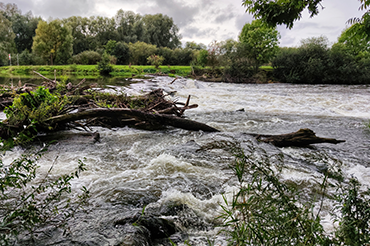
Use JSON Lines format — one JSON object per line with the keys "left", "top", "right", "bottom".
{"left": 6, "top": 0, "right": 366, "bottom": 47}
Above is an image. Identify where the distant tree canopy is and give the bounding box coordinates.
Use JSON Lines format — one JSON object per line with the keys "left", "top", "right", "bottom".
{"left": 0, "top": 2, "right": 41, "bottom": 53}
{"left": 62, "top": 10, "right": 182, "bottom": 55}
{"left": 272, "top": 36, "right": 370, "bottom": 84}
{"left": 0, "top": 2, "right": 183, "bottom": 65}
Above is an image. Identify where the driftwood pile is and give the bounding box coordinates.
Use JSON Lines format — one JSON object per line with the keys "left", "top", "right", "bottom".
{"left": 0, "top": 72, "right": 219, "bottom": 144}
{"left": 0, "top": 72, "right": 345, "bottom": 147}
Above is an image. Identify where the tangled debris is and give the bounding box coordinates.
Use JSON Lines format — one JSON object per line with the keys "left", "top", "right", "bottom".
{"left": 0, "top": 72, "right": 218, "bottom": 147}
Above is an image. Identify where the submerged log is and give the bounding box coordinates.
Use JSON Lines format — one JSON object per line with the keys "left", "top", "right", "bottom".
{"left": 255, "top": 128, "right": 345, "bottom": 147}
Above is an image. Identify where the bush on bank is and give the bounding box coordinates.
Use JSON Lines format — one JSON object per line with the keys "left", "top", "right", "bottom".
{"left": 272, "top": 37, "right": 370, "bottom": 84}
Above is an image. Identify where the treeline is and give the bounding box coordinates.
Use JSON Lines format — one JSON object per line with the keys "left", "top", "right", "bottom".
{"left": 1, "top": 2, "right": 370, "bottom": 84}
{"left": 0, "top": 3, "right": 203, "bottom": 66}
{"left": 272, "top": 36, "right": 370, "bottom": 84}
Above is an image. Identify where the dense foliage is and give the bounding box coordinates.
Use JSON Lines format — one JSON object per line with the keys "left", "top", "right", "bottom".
{"left": 71, "top": 50, "right": 102, "bottom": 65}
{"left": 0, "top": 12, "right": 15, "bottom": 66}
{"left": 242, "top": 0, "right": 370, "bottom": 29}
{"left": 0, "top": 3, "right": 184, "bottom": 66}
{"left": 272, "top": 37, "right": 370, "bottom": 84}
{"left": 32, "top": 20, "right": 74, "bottom": 65}
{"left": 2, "top": 2, "right": 370, "bottom": 84}
{"left": 239, "top": 20, "right": 280, "bottom": 72}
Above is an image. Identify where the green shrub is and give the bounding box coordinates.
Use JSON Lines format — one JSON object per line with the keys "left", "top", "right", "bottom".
{"left": 112, "top": 42, "right": 130, "bottom": 65}
{"left": 272, "top": 36, "right": 370, "bottom": 84}
{"left": 197, "top": 50, "right": 208, "bottom": 67}
{"left": 147, "top": 55, "right": 164, "bottom": 68}
{"left": 222, "top": 42, "right": 255, "bottom": 82}
{"left": 97, "top": 52, "right": 113, "bottom": 76}
{"left": 128, "top": 41, "right": 157, "bottom": 65}
{"left": 5, "top": 87, "right": 60, "bottom": 125}
{"left": 71, "top": 50, "right": 102, "bottom": 65}
{"left": 272, "top": 37, "right": 330, "bottom": 84}
{"left": 171, "top": 48, "right": 194, "bottom": 65}
{"left": 104, "top": 40, "right": 117, "bottom": 55}
{"left": 333, "top": 178, "right": 370, "bottom": 245}
{"left": 2, "top": 87, "right": 69, "bottom": 147}
{"left": 158, "top": 47, "right": 174, "bottom": 65}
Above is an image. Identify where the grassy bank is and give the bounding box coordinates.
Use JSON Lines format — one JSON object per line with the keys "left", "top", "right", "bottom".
{"left": 0, "top": 65, "right": 276, "bottom": 84}
{"left": 0, "top": 65, "right": 193, "bottom": 78}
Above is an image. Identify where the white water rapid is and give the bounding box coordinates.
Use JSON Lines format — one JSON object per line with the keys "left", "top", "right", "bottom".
{"left": 3, "top": 76, "right": 370, "bottom": 245}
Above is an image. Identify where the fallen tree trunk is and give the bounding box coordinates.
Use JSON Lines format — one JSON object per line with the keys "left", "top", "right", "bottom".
{"left": 254, "top": 128, "right": 345, "bottom": 147}
{"left": 46, "top": 108, "right": 219, "bottom": 132}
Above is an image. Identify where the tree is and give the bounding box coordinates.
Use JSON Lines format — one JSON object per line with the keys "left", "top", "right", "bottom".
{"left": 197, "top": 49, "right": 208, "bottom": 67}
{"left": 32, "top": 20, "right": 73, "bottom": 65}
{"left": 222, "top": 41, "right": 256, "bottom": 82}
{"left": 10, "top": 12, "right": 41, "bottom": 53}
{"left": 172, "top": 48, "right": 194, "bottom": 65}
{"left": 142, "top": 14, "right": 181, "bottom": 49}
{"left": 207, "top": 41, "right": 221, "bottom": 68}
{"left": 115, "top": 10, "right": 144, "bottom": 43}
{"left": 242, "top": 0, "right": 369, "bottom": 29}
{"left": 0, "top": 2, "right": 21, "bottom": 19}
{"left": 63, "top": 16, "right": 94, "bottom": 55}
{"left": 271, "top": 36, "right": 370, "bottom": 84}
{"left": 0, "top": 3, "right": 41, "bottom": 54}
{"left": 97, "top": 52, "right": 113, "bottom": 75}
{"left": 104, "top": 39, "right": 116, "bottom": 55}
{"left": 147, "top": 55, "right": 164, "bottom": 68}
{"left": 0, "top": 13, "right": 16, "bottom": 65}
{"left": 88, "top": 16, "right": 118, "bottom": 49}
{"left": 112, "top": 41, "right": 130, "bottom": 65}
{"left": 239, "top": 20, "right": 280, "bottom": 72}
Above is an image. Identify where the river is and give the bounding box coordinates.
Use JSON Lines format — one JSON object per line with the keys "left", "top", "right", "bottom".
{"left": 3, "top": 76, "right": 370, "bottom": 245}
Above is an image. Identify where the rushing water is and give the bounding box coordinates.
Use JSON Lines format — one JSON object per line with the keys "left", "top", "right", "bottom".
{"left": 3, "top": 76, "right": 370, "bottom": 245}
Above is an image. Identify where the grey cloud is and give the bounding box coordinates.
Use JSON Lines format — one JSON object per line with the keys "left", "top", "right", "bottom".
{"left": 181, "top": 26, "right": 219, "bottom": 40}
{"left": 220, "top": 31, "right": 237, "bottom": 41}
{"left": 234, "top": 13, "right": 252, "bottom": 30}
{"left": 278, "top": 35, "right": 298, "bottom": 47}
{"left": 34, "top": 0, "right": 96, "bottom": 18}
{"left": 10, "top": 0, "right": 98, "bottom": 19}
{"left": 137, "top": 0, "right": 200, "bottom": 27}
{"left": 213, "top": 5, "right": 237, "bottom": 24}
{"left": 7, "top": 0, "right": 35, "bottom": 15}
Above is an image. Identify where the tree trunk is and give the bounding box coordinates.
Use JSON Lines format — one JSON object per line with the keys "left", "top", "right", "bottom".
{"left": 46, "top": 108, "right": 219, "bottom": 132}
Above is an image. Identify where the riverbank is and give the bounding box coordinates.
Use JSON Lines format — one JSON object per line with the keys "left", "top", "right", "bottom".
{"left": 0, "top": 65, "right": 275, "bottom": 83}
{"left": 0, "top": 65, "right": 190, "bottom": 77}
